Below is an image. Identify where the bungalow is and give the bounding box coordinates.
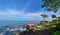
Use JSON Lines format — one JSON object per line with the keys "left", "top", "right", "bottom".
{"left": 57, "top": 17, "right": 60, "bottom": 20}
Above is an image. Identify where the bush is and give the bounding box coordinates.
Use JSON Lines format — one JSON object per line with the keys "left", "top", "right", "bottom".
{"left": 56, "top": 23, "right": 60, "bottom": 31}
{"left": 48, "top": 26, "right": 56, "bottom": 32}
{"left": 51, "top": 31, "right": 60, "bottom": 35}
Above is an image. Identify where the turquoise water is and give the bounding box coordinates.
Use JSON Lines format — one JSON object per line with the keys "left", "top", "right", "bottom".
{"left": 0, "top": 21, "right": 40, "bottom": 28}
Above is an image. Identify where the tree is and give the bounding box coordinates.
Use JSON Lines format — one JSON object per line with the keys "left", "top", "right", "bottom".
{"left": 52, "top": 15, "right": 57, "bottom": 20}
{"left": 41, "top": 14, "right": 48, "bottom": 21}
{"left": 42, "top": 0, "right": 60, "bottom": 13}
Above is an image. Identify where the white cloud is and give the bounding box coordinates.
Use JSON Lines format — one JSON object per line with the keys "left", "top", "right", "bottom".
{"left": 0, "top": 11, "right": 10, "bottom": 15}
{"left": 0, "top": 9, "right": 42, "bottom": 21}
{"left": 6, "top": 9, "right": 43, "bottom": 17}
{"left": 0, "top": 9, "right": 59, "bottom": 21}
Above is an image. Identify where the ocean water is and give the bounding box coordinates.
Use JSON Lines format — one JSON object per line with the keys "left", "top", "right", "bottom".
{"left": 0, "top": 21, "right": 40, "bottom": 28}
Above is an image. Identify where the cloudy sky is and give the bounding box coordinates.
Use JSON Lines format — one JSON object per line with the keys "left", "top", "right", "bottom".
{"left": 0, "top": 0, "right": 60, "bottom": 21}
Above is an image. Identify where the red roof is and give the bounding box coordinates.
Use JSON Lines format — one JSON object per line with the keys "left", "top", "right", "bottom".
{"left": 27, "top": 24, "right": 34, "bottom": 28}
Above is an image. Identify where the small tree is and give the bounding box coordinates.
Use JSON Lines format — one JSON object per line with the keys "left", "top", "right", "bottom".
{"left": 41, "top": 14, "right": 48, "bottom": 21}
{"left": 52, "top": 15, "right": 57, "bottom": 20}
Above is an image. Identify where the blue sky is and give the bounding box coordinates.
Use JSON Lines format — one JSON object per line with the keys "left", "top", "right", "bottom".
{"left": 0, "top": 0, "right": 60, "bottom": 21}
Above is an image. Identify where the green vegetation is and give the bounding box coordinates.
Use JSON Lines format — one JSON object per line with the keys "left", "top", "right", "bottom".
{"left": 42, "top": 0, "right": 60, "bottom": 13}
{"left": 20, "top": 14, "right": 60, "bottom": 35}
{"left": 41, "top": 0, "right": 60, "bottom": 34}
{"left": 40, "top": 14, "right": 60, "bottom": 35}
{"left": 41, "top": 14, "right": 48, "bottom": 21}
{"left": 41, "top": 20, "right": 60, "bottom": 35}
{"left": 52, "top": 15, "right": 57, "bottom": 20}
{"left": 56, "top": 23, "right": 60, "bottom": 31}
{"left": 52, "top": 31, "right": 60, "bottom": 35}
{"left": 42, "top": 22, "right": 47, "bottom": 26}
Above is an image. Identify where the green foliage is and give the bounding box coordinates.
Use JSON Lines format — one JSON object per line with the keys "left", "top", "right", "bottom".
{"left": 41, "top": 14, "right": 48, "bottom": 20}
{"left": 51, "top": 20, "right": 57, "bottom": 25}
{"left": 57, "top": 20, "right": 60, "bottom": 23}
{"left": 56, "top": 23, "right": 60, "bottom": 31}
{"left": 42, "top": 22, "right": 47, "bottom": 26}
{"left": 48, "top": 22, "right": 60, "bottom": 35}
{"left": 51, "top": 31, "right": 60, "bottom": 35}
{"left": 42, "top": 0, "right": 60, "bottom": 13}
{"left": 29, "top": 29, "right": 34, "bottom": 33}
{"left": 48, "top": 26, "right": 56, "bottom": 32}
{"left": 52, "top": 15, "right": 57, "bottom": 18}
{"left": 41, "top": 14, "right": 48, "bottom": 18}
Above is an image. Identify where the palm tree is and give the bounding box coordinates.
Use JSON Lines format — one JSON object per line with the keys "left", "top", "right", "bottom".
{"left": 41, "top": 14, "right": 48, "bottom": 21}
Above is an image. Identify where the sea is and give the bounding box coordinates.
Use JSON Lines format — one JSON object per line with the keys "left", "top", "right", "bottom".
{"left": 0, "top": 21, "right": 40, "bottom": 35}
{"left": 0, "top": 21, "right": 40, "bottom": 30}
